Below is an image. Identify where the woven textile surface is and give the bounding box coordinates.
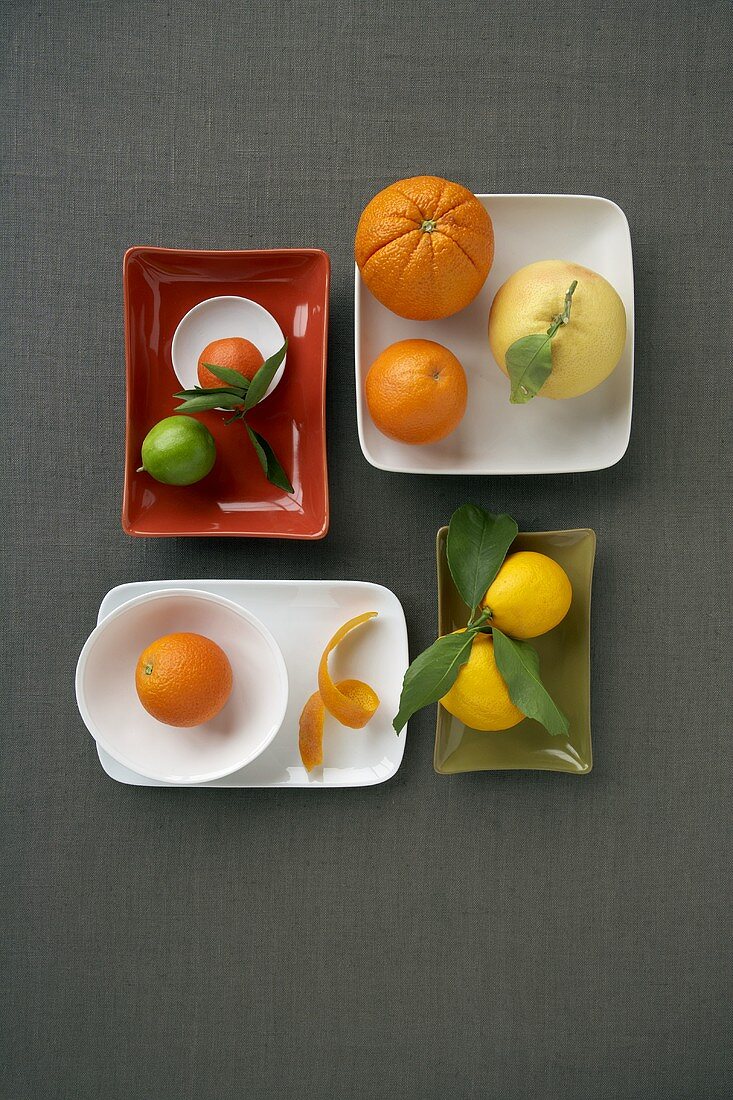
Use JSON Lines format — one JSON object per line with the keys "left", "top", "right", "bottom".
{"left": 2, "top": 2, "right": 731, "bottom": 1097}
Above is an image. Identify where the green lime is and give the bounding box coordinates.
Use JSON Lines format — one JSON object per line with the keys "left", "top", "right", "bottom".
{"left": 139, "top": 416, "right": 216, "bottom": 485}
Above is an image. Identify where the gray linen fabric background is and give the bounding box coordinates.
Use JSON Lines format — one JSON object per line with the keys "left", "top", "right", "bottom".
{"left": 2, "top": 1, "right": 731, "bottom": 1098}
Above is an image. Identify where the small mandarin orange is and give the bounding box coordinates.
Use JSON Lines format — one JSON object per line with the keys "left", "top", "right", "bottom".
{"left": 197, "top": 336, "right": 264, "bottom": 390}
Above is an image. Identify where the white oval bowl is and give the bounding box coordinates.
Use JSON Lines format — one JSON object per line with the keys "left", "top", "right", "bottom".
{"left": 171, "top": 295, "right": 286, "bottom": 402}
{"left": 75, "top": 589, "right": 289, "bottom": 784}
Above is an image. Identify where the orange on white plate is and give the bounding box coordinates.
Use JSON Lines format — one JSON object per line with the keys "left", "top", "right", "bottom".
{"left": 76, "top": 589, "right": 288, "bottom": 784}
{"left": 355, "top": 194, "right": 634, "bottom": 475}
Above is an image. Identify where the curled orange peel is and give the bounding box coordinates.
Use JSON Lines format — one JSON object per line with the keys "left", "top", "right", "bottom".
{"left": 298, "top": 612, "right": 380, "bottom": 772}
{"left": 318, "top": 612, "right": 380, "bottom": 728}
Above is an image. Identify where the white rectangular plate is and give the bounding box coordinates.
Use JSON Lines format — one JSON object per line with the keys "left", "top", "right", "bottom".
{"left": 355, "top": 193, "right": 634, "bottom": 474}
{"left": 95, "top": 580, "right": 408, "bottom": 788}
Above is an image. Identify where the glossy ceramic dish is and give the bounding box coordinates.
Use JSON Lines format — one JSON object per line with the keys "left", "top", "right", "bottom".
{"left": 434, "top": 527, "right": 596, "bottom": 774}
{"left": 122, "top": 247, "right": 330, "bottom": 538}
{"left": 94, "top": 579, "right": 409, "bottom": 788}
{"left": 355, "top": 194, "right": 634, "bottom": 474}
{"left": 76, "top": 589, "right": 289, "bottom": 783}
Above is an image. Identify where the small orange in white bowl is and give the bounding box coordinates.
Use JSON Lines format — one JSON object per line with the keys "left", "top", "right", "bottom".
{"left": 135, "top": 632, "right": 233, "bottom": 727}
{"left": 197, "top": 336, "right": 264, "bottom": 391}
{"left": 171, "top": 295, "right": 286, "bottom": 403}
{"left": 76, "top": 589, "right": 288, "bottom": 784}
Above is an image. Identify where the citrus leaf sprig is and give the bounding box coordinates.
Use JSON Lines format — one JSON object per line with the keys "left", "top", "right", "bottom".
{"left": 392, "top": 608, "right": 491, "bottom": 734}
{"left": 491, "top": 629, "right": 569, "bottom": 736}
{"left": 505, "top": 280, "right": 577, "bottom": 404}
{"left": 173, "top": 340, "right": 293, "bottom": 493}
{"left": 446, "top": 504, "right": 518, "bottom": 613}
{"left": 392, "top": 504, "right": 569, "bottom": 738}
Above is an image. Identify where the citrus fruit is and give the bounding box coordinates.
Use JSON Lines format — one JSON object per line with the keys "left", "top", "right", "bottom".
{"left": 482, "top": 551, "right": 572, "bottom": 639}
{"left": 365, "top": 339, "right": 468, "bottom": 445}
{"left": 489, "top": 259, "right": 626, "bottom": 399}
{"left": 139, "top": 416, "right": 216, "bottom": 486}
{"left": 135, "top": 632, "right": 233, "bottom": 727}
{"left": 197, "top": 336, "right": 264, "bottom": 389}
{"left": 440, "top": 632, "right": 524, "bottom": 731}
{"left": 355, "top": 175, "right": 494, "bottom": 320}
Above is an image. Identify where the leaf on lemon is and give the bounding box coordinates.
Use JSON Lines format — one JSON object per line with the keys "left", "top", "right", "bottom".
{"left": 505, "top": 333, "right": 553, "bottom": 404}
{"left": 393, "top": 630, "right": 478, "bottom": 734}
{"left": 200, "top": 363, "right": 251, "bottom": 391}
{"left": 492, "top": 628, "right": 569, "bottom": 736}
{"left": 245, "top": 424, "right": 294, "bottom": 493}
{"left": 244, "top": 339, "right": 288, "bottom": 411}
{"left": 446, "top": 504, "right": 518, "bottom": 614}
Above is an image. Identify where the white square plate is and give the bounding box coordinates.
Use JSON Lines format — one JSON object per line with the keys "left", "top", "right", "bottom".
{"left": 355, "top": 194, "right": 634, "bottom": 474}
{"left": 94, "top": 579, "right": 408, "bottom": 788}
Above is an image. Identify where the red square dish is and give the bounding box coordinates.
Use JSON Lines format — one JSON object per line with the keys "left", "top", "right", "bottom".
{"left": 122, "top": 247, "right": 330, "bottom": 538}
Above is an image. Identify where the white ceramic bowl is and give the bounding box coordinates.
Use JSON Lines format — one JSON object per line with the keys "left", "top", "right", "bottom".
{"left": 171, "top": 295, "right": 286, "bottom": 402}
{"left": 75, "top": 589, "right": 289, "bottom": 783}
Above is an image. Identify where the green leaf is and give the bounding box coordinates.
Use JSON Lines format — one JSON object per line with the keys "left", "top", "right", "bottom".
{"left": 492, "top": 628, "right": 569, "bottom": 736}
{"left": 503, "top": 281, "right": 578, "bottom": 404}
{"left": 200, "top": 363, "right": 250, "bottom": 391}
{"left": 504, "top": 333, "right": 554, "bottom": 403}
{"left": 245, "top": 424, "right": 294, "bottom": 493}
{"left": 393, "top": 629, "right": 478, "bottom": 734}
{"left": 446, "top": 505, "right": 518, "bottom": 613}
{"left": 244, "top": 340, "right": 288, "bottom": 411}
{"left": 175, "top": 393, "right": 244, "bottom": 412}
{"left": 175, "top": 387, "right": 245, "bottom": 400}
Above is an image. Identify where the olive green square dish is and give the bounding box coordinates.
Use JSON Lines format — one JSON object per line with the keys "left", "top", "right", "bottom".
{"left": 434, "top": 527, "right": 596, "bottom": 775}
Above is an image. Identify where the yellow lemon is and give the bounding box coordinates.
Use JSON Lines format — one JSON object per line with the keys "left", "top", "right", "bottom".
{"left": 440, "top": 632, "right": 524, "bottom": 731}
{"left": 489, "top": 259, "right": 626, "bottom": 399}
{"left": 482, "top": 551, "right": 572, "bottom": 639}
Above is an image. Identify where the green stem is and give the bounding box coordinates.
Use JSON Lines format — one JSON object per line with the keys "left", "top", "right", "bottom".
{"left": 546, "top": 280, "right": 578, "bottom": 338}
{"left": 466, "top": 605, "right": 493, "bottom": 629}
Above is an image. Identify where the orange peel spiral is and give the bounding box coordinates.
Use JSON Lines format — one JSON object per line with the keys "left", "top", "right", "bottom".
{"left": 298, "top": 612, "right": 380, "bottom": 772}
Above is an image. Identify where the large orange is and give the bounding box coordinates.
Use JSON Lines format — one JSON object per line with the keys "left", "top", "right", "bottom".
{"left": 135, "top": 632, "right": 233, "bottom": 727}
{"left": 355, "top": 175, "right": 494, "bottom": 320}
{"left": 365, "top": 339, "right": 467, "bottom": 445}
{"left": 197, "top": 336, "right": 264, "bottom": 389}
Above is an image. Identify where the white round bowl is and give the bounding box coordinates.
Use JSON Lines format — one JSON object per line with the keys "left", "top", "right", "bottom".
{"left": 75, "top": 589, "right": 289, "bottom": 784}
{"left": 171, "top": 295, "right": 286, "bottom": 402}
